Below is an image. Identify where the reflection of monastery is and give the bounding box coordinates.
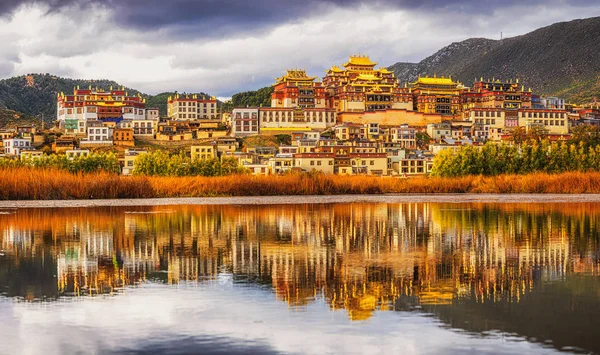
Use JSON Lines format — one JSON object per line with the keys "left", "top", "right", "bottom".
{"left": 0, "top": 204, "right": 598, "bottom": 320}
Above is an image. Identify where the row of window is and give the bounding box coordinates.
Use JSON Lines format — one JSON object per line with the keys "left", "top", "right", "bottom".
{"left": 176, "top": 102, "right": 216, "bottom": 107}
{"left": 175, "top": 109, "right": 216, "bottom": 114}
{"left": 4, "top": 141, "right": 30, "bottom": 147}
{"left": 177, "top": 113, "right": 216, "bottom": 119}
{"left": 530, "top": 119, "right": 566, "bottom": 126}
{"left": 64, "top": 108, "right": 144, "bottom": 115}
{"left": 522, "top": 112, "right": 565, "bottom": 119}
{"left": 473, "top": 111, "right": 502, "bottom": 117}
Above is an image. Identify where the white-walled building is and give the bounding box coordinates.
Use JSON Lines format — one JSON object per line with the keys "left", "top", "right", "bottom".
{"left": 231, "top": 108, "right": 259, "bottom": 136}
{"left": 389, "top": 126, "right": 416, "bottom": 149}
{"left": 542, "top": 97, "right": 565, "bottom": 110}
{"left": 57, "top": 87, "right": 146, "bottom": 127}
{"left": 146, "top": 108, "right": 160, "bottom": 121}
{"left": 3, "top": 138, "right": 32, "bottom": 156}
{"left": 167, "top": 94, "right": 219, "bottom": 120}
{"left": 81, "top": 121, "right": 113, "bottom": 145}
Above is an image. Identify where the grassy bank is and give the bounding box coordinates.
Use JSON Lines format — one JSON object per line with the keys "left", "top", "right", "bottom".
{"left": 3, "top": 168, "right": 600, "bottom": 200}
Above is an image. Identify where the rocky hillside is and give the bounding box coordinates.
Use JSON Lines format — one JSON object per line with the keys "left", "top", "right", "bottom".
{"left": 389, "top": 17, "right": 600, "bottom": 104}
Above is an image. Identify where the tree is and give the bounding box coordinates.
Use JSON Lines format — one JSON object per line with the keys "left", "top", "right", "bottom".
{"left": 526, "top": 125, "right": 549, "bottom": 143}
{"left": 511, "top": 126, "right": 527, "bottom": 145}
{"left": 569, "top": 125, "right": 600, "bottom": 148}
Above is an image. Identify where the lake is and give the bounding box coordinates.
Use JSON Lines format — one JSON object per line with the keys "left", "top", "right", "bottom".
{"left": 0, "top": 200, "right": 599, "bottom": 354}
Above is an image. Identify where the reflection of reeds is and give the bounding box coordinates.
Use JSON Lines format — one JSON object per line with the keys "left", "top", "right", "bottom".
{"left": 5, "top": 167, "right": 600, "bottom": 199}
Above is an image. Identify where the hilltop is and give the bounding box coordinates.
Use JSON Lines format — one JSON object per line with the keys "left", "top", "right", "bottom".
{"left": 0, "top": 74, "right": 215, "bottom": 127}
{"left": 0, "top": 74, "right": 143, "bottom": 119}
{"left": 389, "top": 17, "right": 600, "bottom": 104}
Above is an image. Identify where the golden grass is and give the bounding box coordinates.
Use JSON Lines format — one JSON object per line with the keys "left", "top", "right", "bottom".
{"left": 0, "top": 168, "right": 153, "bottom": 200}
{"left": 3, "top": 168, "right": 600, "bottom": 200}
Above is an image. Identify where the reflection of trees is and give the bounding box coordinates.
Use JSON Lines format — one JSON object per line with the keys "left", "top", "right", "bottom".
{"left": 0, "top": 203, "right": 598, "bottom": 320}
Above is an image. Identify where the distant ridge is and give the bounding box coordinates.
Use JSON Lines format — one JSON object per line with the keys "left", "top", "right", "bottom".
{"left": 389, "top": 17, "right": 600, "bottom": 104}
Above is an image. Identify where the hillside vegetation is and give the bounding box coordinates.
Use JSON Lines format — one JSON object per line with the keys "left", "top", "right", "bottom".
{"left": 0, "top": 108, "right": 41, "bottom": 128}
{"left": 0, "top": 74, "right": 142, "bottom": 118}
{"left": 222, "top": 86, "right": 273, "bottom": 112}
{"left": 389, "top": 17, "right": 600, "bottom": 104}
{"left": 146, "top": 91, "right": 212, "bottom": 117}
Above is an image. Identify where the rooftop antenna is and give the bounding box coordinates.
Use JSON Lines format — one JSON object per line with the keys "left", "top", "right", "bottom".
{"left": 501, "top": 31, "right": 503, "bottom": 40}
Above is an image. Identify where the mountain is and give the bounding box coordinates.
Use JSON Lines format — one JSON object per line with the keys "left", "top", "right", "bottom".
{"left": 0, "top": 74, "right": 143, "bottom": 119}
{"left": 0, "top": 108, "right": 42, "bottom": 128}
{"left": 389, "top": 17, "right": 600, "bottom": 104}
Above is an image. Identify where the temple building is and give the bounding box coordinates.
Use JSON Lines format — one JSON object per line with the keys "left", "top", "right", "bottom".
{"left": 461, "top": 79, "right": 532, "bottom": 111}
{"left": 271, "top": 69, "right": 326, "bottom": 109}
{"left": 167, "top": 94, "right": 218, "bottom": 120}
{"left": 56, "top": 86, "right": 146, "bottom": 134}
{"left": 258, "top": 107, "right": 336, "bottom": 133}
{"left": 409, "top": 75, "right": 464, "bottom": 116}
{"left": 323, "top": 55, "right": 412, "bottom": 113}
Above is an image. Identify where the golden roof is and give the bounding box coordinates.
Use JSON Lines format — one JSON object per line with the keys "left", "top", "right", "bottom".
{"left": 413, "top": 76, "right": 457, "bottom": 86}
{"left": 357, "top": 74, "right": 378, "bottom": 81}
{"left": 344, "top": 54, "right": 377, "bottom": 67}
{"left": 378, "top": 68, "right": 392, "bottom": 74}
{"left": 328, "top": 65, "right": 344, "bottom": 73}
{"left": 275, "top": 69, "right": 316, "bottom": 84}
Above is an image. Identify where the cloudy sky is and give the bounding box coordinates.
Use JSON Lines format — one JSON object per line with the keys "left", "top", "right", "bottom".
{"left": 0, "top": 1, "right": 598, "bottom": 98}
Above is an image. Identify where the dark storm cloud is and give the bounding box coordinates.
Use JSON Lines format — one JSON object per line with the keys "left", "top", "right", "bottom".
{"left": 2, "top": 0, "right": 598, "bottom": 37}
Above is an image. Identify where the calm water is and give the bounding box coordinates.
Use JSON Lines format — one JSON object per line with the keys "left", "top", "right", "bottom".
{"left": 0, "top": 202, "right": 599, "bottom": 355}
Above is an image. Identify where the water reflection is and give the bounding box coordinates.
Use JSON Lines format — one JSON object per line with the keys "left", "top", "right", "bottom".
{"left": 0, "top": 203, "right": 599, "bottom": 354}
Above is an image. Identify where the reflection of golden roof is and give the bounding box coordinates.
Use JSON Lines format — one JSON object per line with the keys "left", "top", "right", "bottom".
{"left": 419, "top": 281, "right": 455, "bottom": 305}
{"left": 344, "top": 55, "right": 377, "bottom": 67}
{"left": 347, "top": 295, "right": 377, "bottom": 321}
{"left": 413, "top": 76, "right": 457, "bottom": 86}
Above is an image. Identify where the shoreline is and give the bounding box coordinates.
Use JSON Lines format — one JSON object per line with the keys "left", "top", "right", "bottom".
{"left": 1, "top": 193, "right": 599, "bottom": 208}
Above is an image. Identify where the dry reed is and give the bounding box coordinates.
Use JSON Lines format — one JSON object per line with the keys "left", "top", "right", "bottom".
{"left": 3, "top": 167, "right": 600, "bottom": 200}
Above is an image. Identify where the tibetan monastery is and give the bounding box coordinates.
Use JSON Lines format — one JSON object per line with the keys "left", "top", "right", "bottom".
{"left": 271, "top": 69, "right": 326, "bottom": 109}
{"left": 409, "top": 75, "right": 464, "bottom": 116}
{"left": 461, "top": 78, "right": 533, "bottom": 111}
{"left": 168, "top": 94, "right": 219, "bottom": 120}
{"left": 56, "top": 86, "right": 146, "bottom": 133}
{"left": 323, "top": 55, "right": 412, "bottom": 113}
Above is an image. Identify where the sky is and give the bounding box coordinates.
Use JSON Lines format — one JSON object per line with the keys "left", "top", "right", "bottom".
{"left": 0, "top": 1, "right": 598, "bottom": 99}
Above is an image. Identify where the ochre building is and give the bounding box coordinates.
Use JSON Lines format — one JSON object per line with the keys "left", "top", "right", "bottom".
{"left": 323, "top": 55, "right": 412, "bottom": 113}
{"left": 409, "top": 76, "right": 464, "bottom": 116}
{"left": 271, "top": 69, "right": 326, "bottom": 109}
